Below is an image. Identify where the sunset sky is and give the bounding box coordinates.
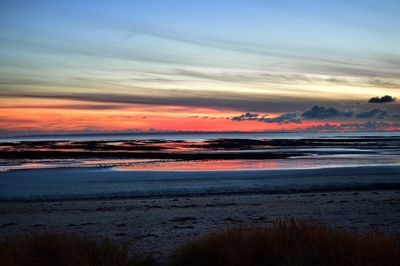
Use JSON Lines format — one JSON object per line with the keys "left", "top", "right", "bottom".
{"left": 1, "top": 0, "right": 400, "bottom": 136}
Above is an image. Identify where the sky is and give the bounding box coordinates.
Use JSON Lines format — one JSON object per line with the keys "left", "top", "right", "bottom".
{"left": 0, "top": 0, "right": 400, "bottom": 136}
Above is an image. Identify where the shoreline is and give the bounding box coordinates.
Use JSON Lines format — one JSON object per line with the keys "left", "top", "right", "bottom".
{"left": 1, "top": 136, "right": 399, "bottom": 160}
{"left": 1, "top": 182, "right": 400, "bottom": 203}
{"left": 1, "top": 165, "right": 400, "bottom": 201}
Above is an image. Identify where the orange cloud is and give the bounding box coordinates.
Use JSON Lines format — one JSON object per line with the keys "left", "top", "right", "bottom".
{"left": 1, "top": 97, "right": 398, "bottom": 134}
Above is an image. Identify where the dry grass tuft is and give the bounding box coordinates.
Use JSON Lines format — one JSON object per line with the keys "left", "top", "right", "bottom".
{"left": 1, "top": 220, "right": 399, "bottom": 266}
{"left": 169, "top": 219, "right": 400, "bottom": 266}
{"left": 0, "top": 232, "right": 154, "bottom": 266}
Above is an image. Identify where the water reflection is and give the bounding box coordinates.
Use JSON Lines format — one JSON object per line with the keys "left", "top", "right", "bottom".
{"left": 114, "top": 155, "right": 400, "bottom": 171}
{"left": 115, "top": 160, "right": 280, "bottom": 171}
{"left": 1, "top": 154, "right": 399, "bottom": 172}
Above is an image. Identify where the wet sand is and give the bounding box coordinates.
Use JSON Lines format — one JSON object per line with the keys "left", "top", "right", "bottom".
{"left": 1, "top": 137, "right": 399, "bottom": 160}
{"left": 1, "top": 136, "right": 399, "bottom": 261}
{"left": 1, "top": 166, "right": 400, "bottom": 200}
{"left": 1, "top": 189, "right": 399, "bottom": 260}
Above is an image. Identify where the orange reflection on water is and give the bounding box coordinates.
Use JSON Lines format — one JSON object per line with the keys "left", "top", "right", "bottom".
{"left": 115, "top": 159, "right": 281, "bottom": 171}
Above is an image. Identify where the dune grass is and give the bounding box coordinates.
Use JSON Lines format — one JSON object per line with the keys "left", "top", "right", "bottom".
{"left": 1, "top": 219, "right": 399, "bottom": 266}
{"left": 170, "top": 219, "right": 400, "bottom": 266}
{"left": 0, "top": 232, "right": 154, "bottom": 266}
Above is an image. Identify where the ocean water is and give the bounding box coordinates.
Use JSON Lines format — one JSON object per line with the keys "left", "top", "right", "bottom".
{"left": 0, "top": 132, "right": 399, "bottom": 200}
{"left": 1, "top": 131, "right": 399, "bottom": 172}
{"left": 2, "top": 131, "right": 400, "bottom": 142}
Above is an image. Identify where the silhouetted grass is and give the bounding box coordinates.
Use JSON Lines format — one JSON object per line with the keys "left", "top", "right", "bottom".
{"left": 1, "top": 220, "right": 399, "bottom": 266}
{"left": 0, "top": 232, "right": 154, "bottom": 266}
{"left": 169, "top": 219, "right": 400, "bottom": 266}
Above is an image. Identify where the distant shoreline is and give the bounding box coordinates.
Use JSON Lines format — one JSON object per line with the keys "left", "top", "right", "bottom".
{"left": 1, "top": 130, "right": 400, "bottom": 142}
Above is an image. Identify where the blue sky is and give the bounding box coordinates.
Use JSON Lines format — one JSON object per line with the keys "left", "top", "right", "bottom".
{"left": 0, "top": 0, "right": 399, "bottom": 134}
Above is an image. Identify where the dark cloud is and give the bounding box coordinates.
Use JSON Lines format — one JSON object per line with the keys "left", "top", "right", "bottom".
{"left": 301, "top": 105, "right": 353, "bottom": 119}
{"left": 356, "top": 109, "right": 388, "bottom": 119}
{"left": 261, "top": 113, "right": 302, "bottom": 124}
{"left": 231, "top": 112, "right": 302, "bottom": 124}
{"left": 231, "top": 105, "right": 397, "bottom": 124}
{"left": 305, "top": 121, "right": 400, "bottom": 132}
{"left": 368, "top": 95, "right": 396, "bottom": 104}
{"left": 231, "top": 112, "right": 259, "bottom": 121}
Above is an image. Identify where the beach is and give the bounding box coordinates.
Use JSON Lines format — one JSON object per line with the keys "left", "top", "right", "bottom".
{"left": 1, "top": 134, "right": 399, "bottom": 260}
{"left": 2, "top": 2, "right": 400, "bottom": 263}
{"left": 1, "top": 188, "right": 399, "bottom": 260}
{"left": 1, "top": 164, "right": 400, "bottom": 260}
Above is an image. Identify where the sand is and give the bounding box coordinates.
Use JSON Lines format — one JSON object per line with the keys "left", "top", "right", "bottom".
{"left": 1, "top": 189, "right": 399, "bottom": 260}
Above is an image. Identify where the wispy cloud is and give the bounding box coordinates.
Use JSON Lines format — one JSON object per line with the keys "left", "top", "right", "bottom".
{"left": 0, "top": 103, "right": 128, "bottom": 110}
{"left": 0, "top": 89, "right": 364, "bottom": 113}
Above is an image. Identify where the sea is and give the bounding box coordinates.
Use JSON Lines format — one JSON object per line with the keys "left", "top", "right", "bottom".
{"left": 0, "top": 131, "right": 399, "bottom": 201}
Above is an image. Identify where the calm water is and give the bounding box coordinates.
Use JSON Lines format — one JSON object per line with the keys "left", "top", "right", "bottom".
{"left": 1, "top": 131, "right": 400, "bottom": 172}
{"left": 0, "top": 132, "right": 399, "bottom": 200}
{"left": 2, "top": 131, "right": 400, "bottom": 142}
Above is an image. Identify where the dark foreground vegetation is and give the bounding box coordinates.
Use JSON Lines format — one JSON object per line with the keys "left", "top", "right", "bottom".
{"left": 0, "top": 232, "right": 154, "bottom": 266}
{"left": 171, "top": 219, "right": 400, "bottom": 266}
{"left": 1, "top": 219, "right": 399, "bottom": 266}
